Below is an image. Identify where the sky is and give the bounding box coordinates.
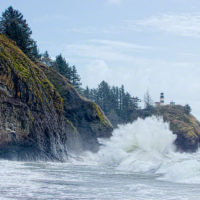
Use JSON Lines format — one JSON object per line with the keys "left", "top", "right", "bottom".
{"left": 1, "top": 0, "right": 200, "bottom": 119}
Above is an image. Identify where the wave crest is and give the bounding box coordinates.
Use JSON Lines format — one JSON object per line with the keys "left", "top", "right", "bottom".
{"left": 80, "top": 117, "right": 200, "bottom": 183}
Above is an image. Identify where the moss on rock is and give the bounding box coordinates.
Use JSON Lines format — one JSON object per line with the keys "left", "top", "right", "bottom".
{"left": 0, "top": 33, "right": 63, "bottom": 114}
{"left": 92, "top": 102, "right": 111, "bottom": 128}
{"left": 0, "top": 34, "right": 70, "bottom": 160}
{"left": 0, "top": 33, "right": 113, "bottom": 159}
{"left": 154, "top": 105, "right": 200, "bottom": 152}
{"left": 41, "top": 64, "right": 113, "bottom": 152}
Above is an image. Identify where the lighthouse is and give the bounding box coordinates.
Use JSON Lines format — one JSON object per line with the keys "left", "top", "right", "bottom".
{"left": 160, "top": 92, "right": 164, "bottom": 105}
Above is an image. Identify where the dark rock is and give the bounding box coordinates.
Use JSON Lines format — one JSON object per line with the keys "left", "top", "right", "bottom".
{"left": 0, "top": 34, "right": 112, "bottom": 160}
{"left": 40, "top": 65, "right": 113, "bottom": 152}
{"left": 154, "top": 105, "right": 200, "bottom": 152}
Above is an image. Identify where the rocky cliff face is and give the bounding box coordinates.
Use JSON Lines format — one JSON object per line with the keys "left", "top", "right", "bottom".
{"left": 154, "top": 105, "right": 200, "bottom": 152}
{"left": 40, "top": 65, "right": 112, "bottom": 152}
{"left": 0, "top": 34, "right": 112, "bottom": 160}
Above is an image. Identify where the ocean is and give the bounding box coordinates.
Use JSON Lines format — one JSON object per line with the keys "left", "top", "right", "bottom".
{"left": 1, "top": 117, "right": 200, "bottom": 200}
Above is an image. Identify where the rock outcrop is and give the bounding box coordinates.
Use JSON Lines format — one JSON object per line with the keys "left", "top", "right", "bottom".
{"left": 0, "top": 34, "right": 112, "bottom": 160}
{"left": 40, "top": 64, "right": 112, "bottom": 152}
{"left": 154, "top": 105, "right": 200, "bottom": 152}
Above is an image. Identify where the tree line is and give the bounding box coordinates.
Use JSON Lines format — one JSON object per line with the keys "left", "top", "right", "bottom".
{"left": 83, "top": 81, "right": 140, "bottom": 126}
{"left": 41, "top": 52, "right": 82, "bottom": 92}
{"left": 0, "top": 6, "right": 82, "bottom": 92}
{"left": 42, "top": 49, "right": 141, "bottom": 126}
{"left": 0, "top": 6, "right": 153, "bottom": 126}
{"left": 0, "top": 6, "right": 40, "bottom": 61}
{"left": 0, "top": 6, "right": 192, "bottom": 127}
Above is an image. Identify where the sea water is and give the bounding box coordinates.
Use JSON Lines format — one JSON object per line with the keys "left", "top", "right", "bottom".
{"left": 0, "top": 117, "right": 200, "bottom": 200}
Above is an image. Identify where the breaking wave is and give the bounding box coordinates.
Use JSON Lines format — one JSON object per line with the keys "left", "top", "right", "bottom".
{"left": 81, "top": 117, "right": 200, "bottom": 184}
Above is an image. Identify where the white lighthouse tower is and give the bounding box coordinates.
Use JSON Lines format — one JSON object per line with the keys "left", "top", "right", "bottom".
{"left": 160, "top": 92, "right": 164, "bottom": 105}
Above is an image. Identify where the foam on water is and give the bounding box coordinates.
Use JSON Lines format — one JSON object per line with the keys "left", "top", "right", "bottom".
{"left": 82, "top": 117, "right": 200, "bottom": 184}
{"left": 1, "top": 117, "right": 200, "bottom": 199}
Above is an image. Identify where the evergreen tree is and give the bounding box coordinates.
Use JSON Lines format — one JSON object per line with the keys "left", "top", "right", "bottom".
{"left": 119, "top": 85, "right": 125, "bottom": 115}
{"left": 54, "top": 54, "right": 72, "bottom": 80}
{"left": 41, "top": 51, "right": 52, "bottom": 67}
{"left": 82, "top": 81, "right": 140, "bottom": 127}
{"left": 110, "top": 86, "right": 119, "bottom": 111}
{"left": 83, "top": 86, "right": 90, "bottom": 99}
{"left": 53, "top": 55, "right": 83, "bottom": 92}
{"left": 184, "top": 104, "right": 191, "bottom": 114}
{"left": 0, "top": 6, "right": 39, "bottom": 60}
{"left": 97, "top": 81, "right": 111, "bottom": 113}
{"left": 30, "top": 41, "right": 41, "bottom": 60}
{"left": 89, "top": 88, "right": 98, "bottom": 102}
{"left": 71, "top": 65, "right": 82, "bottom": 90}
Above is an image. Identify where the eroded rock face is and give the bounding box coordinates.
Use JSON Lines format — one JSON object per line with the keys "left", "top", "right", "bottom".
{"left": 0, "top": 34, "right": 113, "bottom": 160}
{"left": 41, "top": 65, "right": 113, "bottom": 152}
{"left": 154, "top": 105, "right": 200, "bottom": 152}
{"left": 0, "top": 34, "right": 74, "bottom": 160}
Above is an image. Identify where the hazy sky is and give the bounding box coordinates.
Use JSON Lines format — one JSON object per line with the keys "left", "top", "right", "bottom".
{"left": 1, "top": 0, "right": 200, "bottom": 118}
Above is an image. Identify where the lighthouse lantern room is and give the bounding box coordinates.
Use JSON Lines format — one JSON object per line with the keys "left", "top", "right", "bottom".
{"left": 160, "top": 92, "right": 164, "bottom": 105}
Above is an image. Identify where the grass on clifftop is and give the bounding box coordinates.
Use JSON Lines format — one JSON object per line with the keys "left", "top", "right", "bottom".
{"left": 93, "top": 103, "right": 112, "bottom": 128}
{"left": 0, "top": 34, "right": 63, "bottom": 113}
{"left": 155, "top": 105, "right": 200, "bottom": 140}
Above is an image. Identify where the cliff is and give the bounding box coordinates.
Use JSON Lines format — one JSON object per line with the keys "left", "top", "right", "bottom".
{"left": 0, "top": 34, "right": 112, "bottom": 160}
{"left": 40, "top": 64, "right": 112, "bottom": 152}
{"left": 154, "top": 105, "right": 200, "bottom": 152}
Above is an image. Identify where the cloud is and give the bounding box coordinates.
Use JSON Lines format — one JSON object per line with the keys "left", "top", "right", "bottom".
{"left": 81, "top": 60, "right": 110, "bottom": 87}
{"left": 67, "top": 13, "right": 200, "bottom": 38}
{"left": 128, "top": 14, "right": 200, "bottom": 38}
{"left": 90, "top": 40, "right": 150, "bottom": 50}
{"left": 63, "top": 39, "right": 150, "bottom": 62}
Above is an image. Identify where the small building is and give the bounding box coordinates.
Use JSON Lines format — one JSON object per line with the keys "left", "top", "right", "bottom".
{"left": 160, "top": 92, "right": 164, "bottom": 105}
{"left": 154, "top": 92, "right": 165, "bottom": 107}
{"left": 155, "top": 93, "right": 176, "bottom": 107}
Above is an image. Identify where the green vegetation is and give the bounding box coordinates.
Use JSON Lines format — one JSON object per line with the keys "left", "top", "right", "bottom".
{"left": 66, "top": 119, "right": 78, "bottom": 133}
{"left": 0, "top": 33, "right": 63, "bottom": 114}
{"left": 92, "top": 102, "right": 111, "bottom": 128}
{"left": 154, "top": 105, "right": 200, "bottom": 151}
{"left": 41, "top": 51, "right": 53, "bottom": 67}
{"left": 1, "top": 7, "right": 197, "bottom": 147}
{"left": 0, "top": 6, "right": 40, "bottom": 61}
{"left": 53, "top": 55, "right": 71, "bottom": 80}
{"left": 83, "top": 81, "right": 140, "bottom": 126}
{"left": 40, "top": 53, "right": 82, "bottom": 92}
{"left": 0, "top": 31, "right": 113, "bottom": 159}
{"left": 0, "top": 6, "right": 136, "bottom": 127}
{"left": 51, "top": 54, "right": 82, "bottom": 92}
{"left": 184, "top": 104, "right": 192, "bottom": 114}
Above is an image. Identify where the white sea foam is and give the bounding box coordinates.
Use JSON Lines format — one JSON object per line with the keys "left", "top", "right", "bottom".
{"left": 82, "top": 117, "right": 200, "bottom": 183}
{"left": 0, "top": 117, "right": 200, "bottom": 200}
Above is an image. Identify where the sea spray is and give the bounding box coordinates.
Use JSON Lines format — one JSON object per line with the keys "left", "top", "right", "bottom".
{"left": 84, "top": 117, "right": 176, "bottom": 170}
{"left": 81, "top": 117, "right": 200, "bottom": 183}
